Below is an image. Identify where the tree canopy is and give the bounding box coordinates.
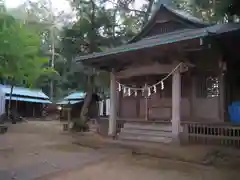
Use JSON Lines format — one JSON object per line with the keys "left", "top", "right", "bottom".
{"left": 0, "top": 9, "right": 51, "bottom": 87}
{"left": 2, "top": 0, "right": 240, "bottom": 100}
{"left": 0, "top": 0, "right": 239, "bottom": 127}
{"left": 0, "top": 3, "right": 57, "bottom": 113}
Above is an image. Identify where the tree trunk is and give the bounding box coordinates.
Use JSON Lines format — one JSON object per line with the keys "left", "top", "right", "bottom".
{"left": 80, "top": 75, "right": 94, "bottom": 122}
{"left": 72, "top": 0, "right": 97, "bottom": 131}
{"left": 80, "top": 91, "right": 93, "bottom": 122}
{"left": 8, "top": 85, "right": 14, "bottom": 116}
{"left": 73, "top": 75, "right": 94, "bottom": 131}
{"left": 142, "top": 0, "right": 155, "bottom": 26}
{"left": 79, "top": 0, "right": 95, "bottom": 128}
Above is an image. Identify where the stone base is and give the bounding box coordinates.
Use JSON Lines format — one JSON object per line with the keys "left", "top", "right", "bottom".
{"left": 108, "top": 132, "right": 117, "bottom": 139}
{"left": 62, "top": 123, "right": 69, "bottom": 131}
{"left": 171, "top": 135, "right": 180, "bottom": 145}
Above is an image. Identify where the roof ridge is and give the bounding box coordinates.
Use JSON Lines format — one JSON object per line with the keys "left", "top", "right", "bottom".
{"left": 0, "top": 84, "right": 50, "bottom": 99}
{"left": 154, "top": 0, "right": 207, "bottom": 24}
{"left": 67, "top": 91, "right": 85, "bottom": 95}
{"left": 0, "top": 84, "right": 43, "bottom": 92}
{"left": 128, "top": 1, "right": 209, "bottom": 43}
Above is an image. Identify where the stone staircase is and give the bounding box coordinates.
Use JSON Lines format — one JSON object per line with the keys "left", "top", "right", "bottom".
{"left": 118, "top": 122, "right": 173, "bottom": 144}
{"left": 88, "top": 121, "right": 98, "bottom": 133}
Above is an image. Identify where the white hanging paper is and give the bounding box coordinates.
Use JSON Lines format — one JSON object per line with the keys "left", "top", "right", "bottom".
{"left": 118, "top": 83, "right": 121, "bottom": 91}
{"left": 148, "top": 87, "right": 151, "bottom": 96}
{"left": 153, "top": 85, "right": 157, "bottom": 93}
{"left": 200, "top": 38, "right": 203, "bottom": 45}
{"left": 134, "top": 90, "right": 137, "bottom": 96}
{"left": 161, "top": 81, "right": 164, "bottom": 90}
{"left": 128, "top": 88, "right": 131, "bottom": 96}
{"left": 123, "top": 87, "right": 126, "bottom": 94}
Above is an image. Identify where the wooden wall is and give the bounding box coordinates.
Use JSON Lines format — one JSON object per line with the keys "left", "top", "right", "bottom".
{"left": 117, "top": 72, "right": 223, "bottom": 122}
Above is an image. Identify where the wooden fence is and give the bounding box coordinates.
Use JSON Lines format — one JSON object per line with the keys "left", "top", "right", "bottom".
{"left": 91, "top": 118, "right": 240, "bottom": 148}
{"left": 181, "top": 122, "right": 240, "bottom": 147}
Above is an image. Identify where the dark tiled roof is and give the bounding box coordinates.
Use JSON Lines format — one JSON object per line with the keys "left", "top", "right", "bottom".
{"left": 76, "top": 28, "right": 208, "bottom": 62}
{"left": 76, "top": 23, "right": 240, "bottom": 62}
{"left": 207, "top": 23, "right": 240, "bottom": 34}
{"left": 128, "top": 3, "right": 209, "bottom": 43}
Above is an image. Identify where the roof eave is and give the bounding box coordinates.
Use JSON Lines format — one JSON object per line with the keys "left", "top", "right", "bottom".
{"left": 77, "top": 29, "right": 209, "bottom": 64}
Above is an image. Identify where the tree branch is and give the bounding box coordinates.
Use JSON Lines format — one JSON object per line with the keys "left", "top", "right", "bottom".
{"left": 104, "top": 0, "right": 146, "bottom": 14}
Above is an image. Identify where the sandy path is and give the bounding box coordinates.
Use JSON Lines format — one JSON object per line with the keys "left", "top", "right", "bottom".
{"left": 44, "top": 155, "right": 239, "bottom": 180}
{"left": 1, "top": 121, "right": 240, "bottom": 180}
{"left": 0, "top": 121, "right": 110, "bottom": 180}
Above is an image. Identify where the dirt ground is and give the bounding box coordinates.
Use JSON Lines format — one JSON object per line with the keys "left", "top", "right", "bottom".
{"left": 1, "top": 120, "right": 240, "bottom": 180}
{"left": 0, "top": 121, "right": 72, "bottom": 169}
{"left": 0, "top": 120, "right": 110, "bottom": 180}
{"left": 42, "top": 154, "right": 239, "bottom": 180}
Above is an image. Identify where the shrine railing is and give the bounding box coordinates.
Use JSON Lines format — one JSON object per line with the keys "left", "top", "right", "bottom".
{"left": 181, "top": 122, "right": 240, "bottom": 147}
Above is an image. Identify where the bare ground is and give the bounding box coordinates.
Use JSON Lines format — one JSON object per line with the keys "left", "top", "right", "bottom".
{"left": 0, "top": 121, "right": 74, "bottom": 169}
{"left": 41, "top": 154, "right": 239, "bottom": 180}
{"left": 0, "top": 120, "right": 240, "bottom": 180}
{"left": 0, "top": 120, "right": 110, "bottom": 179}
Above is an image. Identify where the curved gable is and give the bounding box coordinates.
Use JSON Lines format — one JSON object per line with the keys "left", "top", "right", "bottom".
{"left": 129, "top": 3, "right": 210, "bottom": 43}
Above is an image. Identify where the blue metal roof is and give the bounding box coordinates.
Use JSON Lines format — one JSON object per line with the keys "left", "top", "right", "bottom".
{"left": 63, "top": 91, "right": 85, "bottom": 100}
{"left": 57, "top": 100, "right": 83, "bottom": 105}
{"left": 5, "top": 96, "right": 52, "bottom": 104}
{"left": 0, "top": 84, "right": 49, "bottom": 99}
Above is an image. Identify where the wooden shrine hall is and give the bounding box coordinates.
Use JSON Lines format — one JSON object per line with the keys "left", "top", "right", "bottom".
{"left": 76, "top": 3, "right": 240, "bottom": 146}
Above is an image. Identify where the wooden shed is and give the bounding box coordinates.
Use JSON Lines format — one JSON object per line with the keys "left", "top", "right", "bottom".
{"left": 0, "top": 84, "right": 51, "bottom": 118}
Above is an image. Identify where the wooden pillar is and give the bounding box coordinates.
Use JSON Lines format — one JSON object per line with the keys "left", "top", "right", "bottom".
{"left": 108, "top": 71, "right": 117, "bottom": 136}
{"left": 190, "top": 74, "right": 195, "bottom": 118}
{"left": 219, "top": 72, "right": 225, "bottom": 122}
{"left": 136, "top": 96, "right": 140, "bottom": 118}
{"left": 144, "top": 84, "right": 149, "bottom": 121}
{"left": 33, "top": 104, "right": 35, "bottom": 117}
{"left": 145, "top": 97, "right": 148, "bottom": 121}
{"left": 116, "top": 90, "right": 119, "bottom": 117}
{"left": 16, "top": 100, "right": 18, "bottom": 112}
{"left": 118, "top": 91, "right": 122, "bottom": 117}
{"left": 172, "top": 67, "right": 181, "bottom": 143}
{"left": 67, "top": 108, "right": 71, "bottom": 129}
{"left": 99, "top": 101, "right": 103, "bottom": 116}
{"left": 219, "top": 60, "right": 226, "bottom": 122}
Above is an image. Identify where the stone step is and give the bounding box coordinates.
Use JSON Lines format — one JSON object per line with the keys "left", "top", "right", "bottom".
{"left": 89, "top": 125, "right": 98, "bottom": 128}
{"left": 89, "top": 124, "right": 98, "bottom": 132}
{"left": 121, "top": 129, "right": 172, "bottom": 138}
{"left": 124, "top": 123, "right": 172, "bottom": 132}
{"left": 89, "top": 129, "right": 97, "bottom": 132}
{"left": 118, "top": 133, "right": 172, "bottom": 144}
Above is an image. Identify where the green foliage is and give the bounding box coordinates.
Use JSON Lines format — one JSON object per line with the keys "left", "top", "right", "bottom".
{"left": 4, "top": 0, "right": 148, "bottom": 98}
{"left": 172, "top": 0, "right": 239, "bottom": 23}
{"left": 0, "top": 11, "right": 55, "bottom": 88}
{"left": 59, "top": 0, "right": 240, "bottom": 99}
{"left": 58, "top": 0, "right": 147, "bottom": 97}
{"left": 225, "top": 0, "right": 240, "bottom": 16}
{"left": 7, "top": 0, "right": 237, "bottom": 100}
